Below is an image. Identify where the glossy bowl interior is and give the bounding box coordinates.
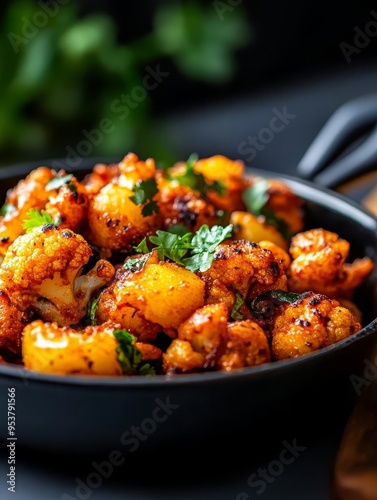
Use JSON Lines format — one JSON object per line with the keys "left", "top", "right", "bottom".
{"left": 1, "top": 159, "right": 377, "bottom": 456}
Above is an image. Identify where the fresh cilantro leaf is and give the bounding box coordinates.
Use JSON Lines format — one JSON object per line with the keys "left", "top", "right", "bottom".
{"left": 167, "top": 224, "right": 190, "bottom": 236}
{"left": 113, "top": 329, "right": 142, "bottom": 374}
{"left": 149, "top": 230, "right": 193, "bottom": 264}
{"left": 190, "top": 224, "right": 233, "bottom": 253}
{"left": 124, "top": 257, "right": 147, "bottom": 272}
{"left": 1, "top": 203, "right": 16, "bottom": 217}
{"left": 169, "top": 153, "right": 226, "bottom": 198}
{"left": 141, "top": 199, "right": 159, "bottom": 217}
{"left": 22, "top": 209, "right": 56, "bottom": 233}
{"left": 134, "top": 238, "right": 149, "bottom": 254}
{"left": 231, "top": 292, "right": 244, "bottom": 320}
{"left": 130, "top": 178, "right": 159, "bottom": 216}
{"left": 46, "top": 174, "right": 74, "bottom": 191}
{"left": 182, "top": 224, "right": 232, "bottom": 272}
{"left": 242, "top": 179, "right": 269, "bottom": 213}
{"left": 67, "top": 182, "right": 77, "bottom": 194}
{"left": 138, "top": 363, "right": 156, "bottom": 376}
{"left": 242, "top": 179, "right": 291, "bottom": 239}
{"left": 212, "top": 180, "right": 226, "bottom": 197}
{"left": 88, "top": 296, "right": 100, "bottom": 326}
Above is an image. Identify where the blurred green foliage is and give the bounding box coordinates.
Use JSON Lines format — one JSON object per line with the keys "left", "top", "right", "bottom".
{"left": 0, "top": 1, "right": 251, "bottom": 166}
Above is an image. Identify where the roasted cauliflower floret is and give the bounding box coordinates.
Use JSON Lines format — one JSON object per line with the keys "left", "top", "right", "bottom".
{"left": 45, "top": 176, "right": 89, "bottom": 233}
{"left": 199, "top": 240, "right": 287, "bottom": 306}
{"left": 271, "top": 291, "right": 362, "bottom": 360}
{"left": 0, "top": 166, "right": 55, "bottom": 254}
{"left": 82, "top": 162, "right": 120, "bottom": 195}
{"left": 0, "top": 225, "right": 115, "bottom": 326}
{"left": 287, "top": 228, "right": 374, "bottom": 299}
{"left": 164, "top": 303, "right": 271, "bottom": 373}
{"left": 262, "top": 178, "right": 304, "bottom": 235}
{"left": 217, "top": 320, "right": 271, "bottom": 371}
{"left": 0, "top": 291, "right": 27, "bottom": 358}
{"left": 157, "top": 176, "right": 220, "bottom": 232}
{"left": 86, "top": 153, "right": 162, "bottom": 253}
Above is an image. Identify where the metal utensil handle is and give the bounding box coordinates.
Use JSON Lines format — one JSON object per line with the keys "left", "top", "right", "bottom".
{"left": 297, "top": 94, "right": 377, "bottom": 188}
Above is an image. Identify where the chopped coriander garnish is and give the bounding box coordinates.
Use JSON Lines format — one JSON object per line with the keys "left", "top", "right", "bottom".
{"left": 134, "top": 237, "right": 149, "bottom": 254}
{"left": 1, "top": 203, "right": 16, "bottom": 217}
{"left": 149, "top": 230, "right": 193, "bottom": 265}
{"left": 145, "top": 223, "right": 232, "bottom": 273}
{"left": 182, "top": 223, "right": 233, "bottom": 272}
{"left": 230, "top": 292, "right": 244, "bottom": 320}
{"left": 88, "top": 296, "right": 100, "bottom": 326}
{"left": 138, "top": 363, "right": 156, "bottom": 376}
{"left": 124, "top": 257, "right": 147, "bottom": 272}
{"left": 130, "top": 178, "right": 159, "bottom": 216}
{"left": 169, "top": 153, "right": 226, "bottom": 198}
{"left": 167, "top": 224, "right": 189, "bottom": 236}
{"left": 46, "top": 174, "right": 74, "bottom": 191}
{"left": 243, "top": 179, "right": 269, "bottom": 213}
{"left": 242, "top": 179, "right": 290, "bottom": 239}
{"left": 113, "top": 329, "right": 142, "bottom": 374}
{"left": 22, "top": 209, "right": 56, "bottom": 233}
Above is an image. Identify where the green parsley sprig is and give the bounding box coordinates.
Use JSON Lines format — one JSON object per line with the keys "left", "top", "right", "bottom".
{"left": 1, "top": 203, "right": 16, "bottom": 217}
{"left": 242, "top": 179, "right": 290, "bottom": 239}
{"left": 46, "top": 173, "right": 74, "bottom": 191}
{"left": 136, "top": 223, "right": 233, "bottom": 273}
{"left": 113, "top": 329, "right": 155, "bottom": 376}
{"left": 169, "top": 153, "right": 226, "bottom": 198}
{"left": 130, "top": 178, "right": 159, "bottom": 216}
{"left": 22, "top": 209, "right": 57, "bottom": 233}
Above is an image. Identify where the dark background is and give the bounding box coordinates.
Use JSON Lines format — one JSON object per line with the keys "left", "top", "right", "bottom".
{"left": 1, "top": 0, "right": 377, "bottom": 175}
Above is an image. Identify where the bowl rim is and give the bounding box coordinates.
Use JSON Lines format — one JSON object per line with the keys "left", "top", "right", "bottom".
{"left": 0, "top": 157, "right": 377, "bottom": 387}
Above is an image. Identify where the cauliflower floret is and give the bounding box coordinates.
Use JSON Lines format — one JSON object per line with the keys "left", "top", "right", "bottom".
{"left": 0, "top": 291, "right": 27, "bottom": 358}
{"left": 271, "top": 291, "right": 362, "bottom": 360}
{"left": 156, "top": 176, "right": 220, "bottom": 232}
{"left": 288, "top": 228, "right": 374, "bottom": 299}
{"left": 0, "top": 225, "right": 115, "bottom": 326}
{"left": 0, "top": 166, "right": 55, "bottom": 255}
{"left": 163, "top": 303, "right": 271, "bottom": 373}
{"left": 217, "top": 320, "right": 271, "bottom": 371}
{"left": 199, "top": 240, "right": 287, "bottom": 307}
{"left": 45, "top": 176, "right": 89, "bottom": 233}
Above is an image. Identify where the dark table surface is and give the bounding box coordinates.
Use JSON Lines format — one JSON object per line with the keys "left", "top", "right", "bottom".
{"left": 1, "top": 60, "right": 377, "bottom": 500}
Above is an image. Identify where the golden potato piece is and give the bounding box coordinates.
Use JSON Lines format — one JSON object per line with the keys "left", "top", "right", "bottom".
{"left": 22, "top": 320, "right": 123, "bottom": 375}
{"left": 87, "top": 183, "right": 161, "bottom": 252}
{"left": 231, "top": 211, "right": 288, "bottom": 251}
{"left": 114, "top": 262, "right": 205, "bottom": 331}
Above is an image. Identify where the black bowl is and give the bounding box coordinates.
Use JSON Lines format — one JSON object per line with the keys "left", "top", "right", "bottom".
{"left": 1, "top": 159, "right": 377, "bottom": 456}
